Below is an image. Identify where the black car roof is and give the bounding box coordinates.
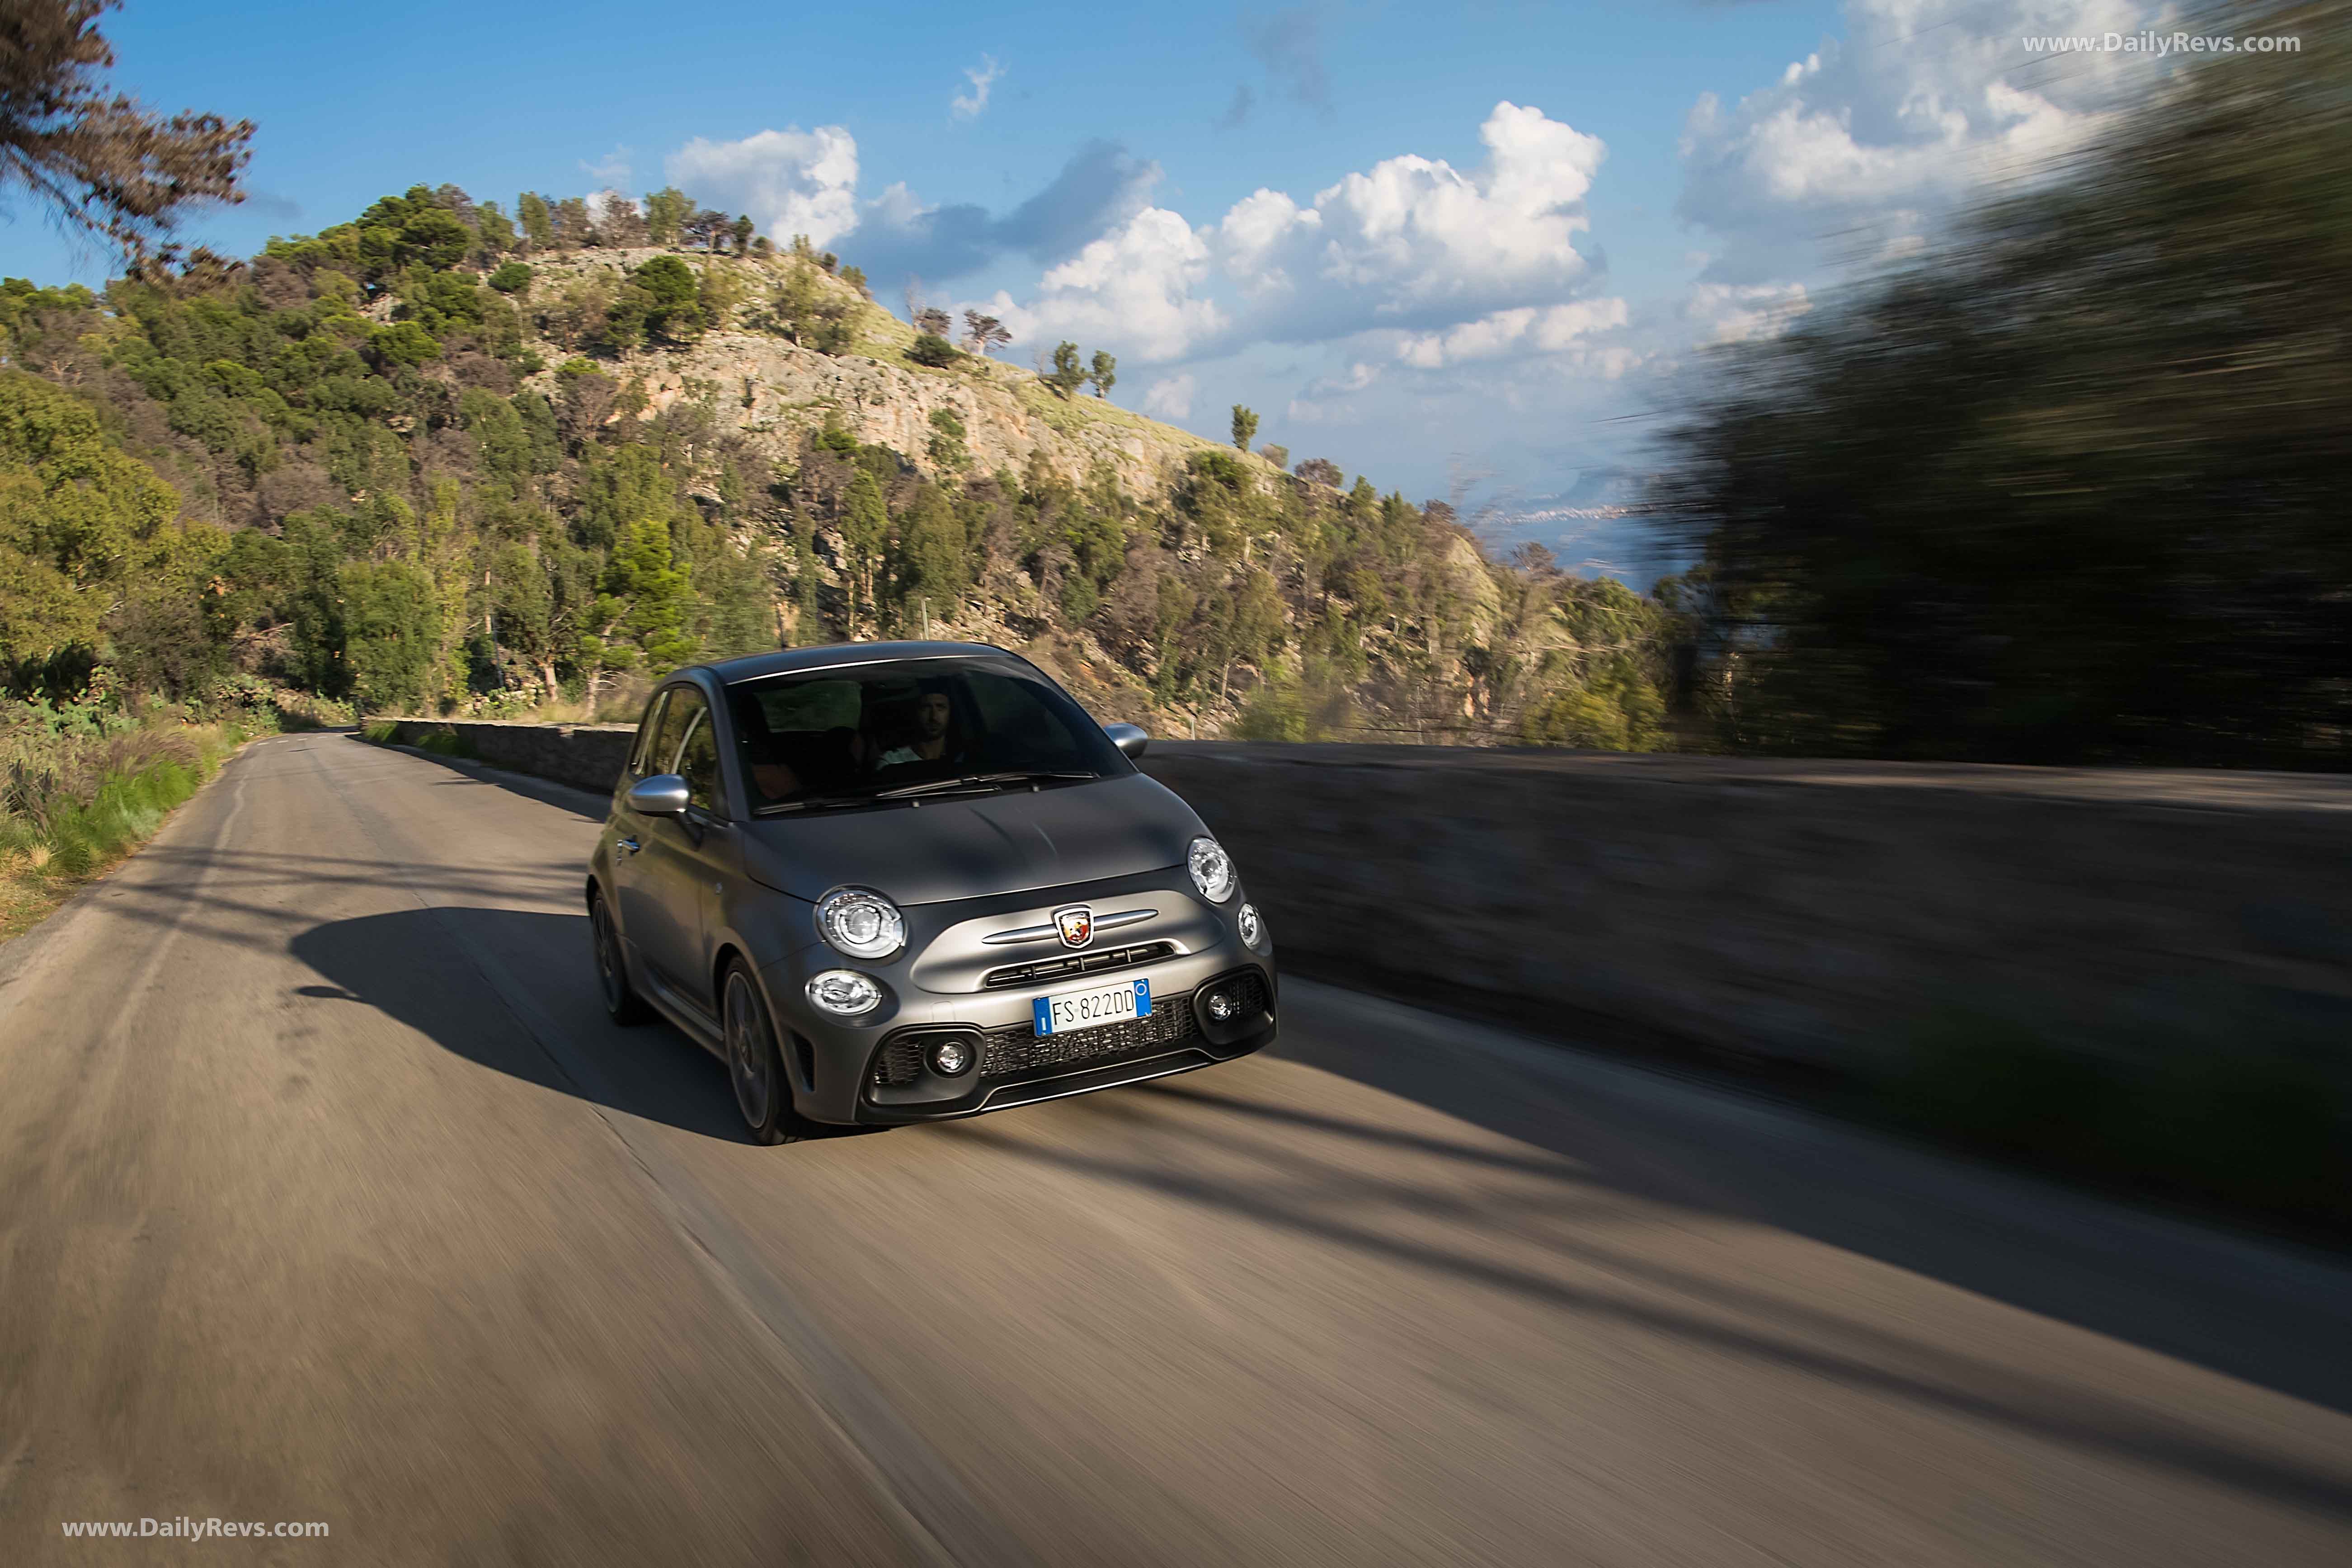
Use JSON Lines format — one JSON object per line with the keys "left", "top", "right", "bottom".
{"left": 691, "top": 640, "right": 1021, "bottom": 687}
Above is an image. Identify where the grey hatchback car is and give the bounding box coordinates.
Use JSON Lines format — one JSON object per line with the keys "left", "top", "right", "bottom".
{"left": 586, "top": 641, "right": 1278, "bottom": 1142}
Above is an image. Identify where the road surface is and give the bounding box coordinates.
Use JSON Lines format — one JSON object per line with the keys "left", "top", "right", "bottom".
{"left": 3, "top": 732, "right": 2348, "bottom": 1565}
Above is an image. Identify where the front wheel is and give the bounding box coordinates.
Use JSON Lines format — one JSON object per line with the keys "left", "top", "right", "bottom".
{"left": 723, "top": 961, "right": 811, "bottom": 1145}
{"left": 591, "top": 889, "right": 651, "bottom": 1025}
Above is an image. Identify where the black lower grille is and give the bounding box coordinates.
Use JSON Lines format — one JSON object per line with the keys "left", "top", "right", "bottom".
{"left": 872, "top": 1037, "right": 926, "bottom": 1088}
{"left": 982, "top": 942, "right": 1177, "bottom": 990}
{"left": 981, "top": 989, "right": 1199, "bottom": 1080}
{"left": 1215, "top": 970, "right": 1270, "bottom": 1020}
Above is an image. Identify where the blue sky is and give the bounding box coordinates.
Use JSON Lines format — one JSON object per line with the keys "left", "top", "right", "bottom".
{"left": 6, "top": 0, "right": 2159, "bottom": 573}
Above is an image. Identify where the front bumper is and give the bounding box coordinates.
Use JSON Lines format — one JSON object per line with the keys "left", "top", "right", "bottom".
{"left": 760, "top": 868, "right": 1277, "bottom": 1124}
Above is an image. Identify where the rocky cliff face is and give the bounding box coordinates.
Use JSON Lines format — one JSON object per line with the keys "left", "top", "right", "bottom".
{"left": 518, "top": 250, "right": 1238, "bottom": 499}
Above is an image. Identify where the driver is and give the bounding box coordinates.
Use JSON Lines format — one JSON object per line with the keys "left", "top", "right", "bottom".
{"left": 875, "top": 680, "right": 959, "bottom": 767}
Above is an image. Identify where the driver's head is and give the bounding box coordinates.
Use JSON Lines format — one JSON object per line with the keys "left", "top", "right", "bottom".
{"left": 914, "top": 682, "right": 953, "bottom": 741}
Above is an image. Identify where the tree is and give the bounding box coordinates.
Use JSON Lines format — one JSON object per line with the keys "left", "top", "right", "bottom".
{"left": 0, "top": 0, "right": 253, "bottom": 258}
{"left": 517, "top": 192, "right": 553, "bottom": 251}
{"left": 1294, "top": 456, "right": 1342, "bottom": 487}
{"left": 339, "top": 559, "right": 442, "bottom": 714}
{"left": 1044, "top": 341, "right": 1087, "bottom": 399}
{"left": 961, "top": 309, "right": 1010, "bottom": 356}
{"left": 913, "top": 306, "right": 951, "bottom": 336}
{"left": 730, "top": 213, "right": 754, "bottom": 254}
{"left": 1258, "top": 443, "right": 1288, "bottom": 471}
{"left": 643, "top": 187, "right": 691, "bottom": 247}
{"left": 1230, "top": 405, "right": 1259, "bottom": 452}
{"left": 0, "top": 369, "right": 203, "bottom": 677}
{"left": 486, "top": 261, "right": 532, "bottom": 294}
{"left": 1088, "top": 350, "right": 1116, "bottom": 400}
{"left": 630, "top": 254, "right": 704, "bottom": 343}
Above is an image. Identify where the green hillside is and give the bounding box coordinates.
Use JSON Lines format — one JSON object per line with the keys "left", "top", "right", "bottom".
{"left": 0, "top": 184, "right": 1681, "bottom": 744}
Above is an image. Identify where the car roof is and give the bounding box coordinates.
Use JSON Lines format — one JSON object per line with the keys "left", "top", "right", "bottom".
{"left": 690, "top": 640, "right": 1023, "bottom": 687}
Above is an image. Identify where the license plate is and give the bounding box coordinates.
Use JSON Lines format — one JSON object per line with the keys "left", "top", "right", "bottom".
{"left": 1033, "top": 977, "right": 1152, "bottom": 1036}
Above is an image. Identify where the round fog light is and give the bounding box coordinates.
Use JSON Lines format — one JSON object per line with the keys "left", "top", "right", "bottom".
{"left": 807, "top": 970, "right": 882, "bottom": 1017}
{"left": 1205, "top": 988, "right": 1238, "bottom": 1022}
{"left": 928, "top": 1036, "right": 974, "bottom": 1076}
{"left": 1237, "top": 902, "right": 1262, "bottom": 949}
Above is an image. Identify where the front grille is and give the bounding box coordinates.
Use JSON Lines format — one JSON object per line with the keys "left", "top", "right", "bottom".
{"left": 981, "top": 942, "right": 1178, "bottom": 991}
{"left": 981, "top": 989, "right": 1199, "bottom": 1080}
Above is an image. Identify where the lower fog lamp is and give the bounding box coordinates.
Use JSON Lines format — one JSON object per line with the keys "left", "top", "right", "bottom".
{"left": 807, "top": 970, "right": 883, "bottom": 1018}
{"left": 927, "top": 1035, "right": 975, "bottom": 1076}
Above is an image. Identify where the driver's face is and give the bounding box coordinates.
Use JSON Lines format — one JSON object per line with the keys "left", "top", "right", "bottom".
{"left": 916, "top": 692, "right": 951, "bottom": 739}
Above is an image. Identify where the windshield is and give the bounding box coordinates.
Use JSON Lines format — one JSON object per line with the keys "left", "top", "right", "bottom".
{"left": 724, "top": 656, "right": 1133, "bottom": 813}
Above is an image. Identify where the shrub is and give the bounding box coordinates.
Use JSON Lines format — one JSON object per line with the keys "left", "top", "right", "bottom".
{"left": 906, "top": 333, "right": 960, "bottom": 369}
{"left": 487, "top": 261, "right": 534, "bottom": 294}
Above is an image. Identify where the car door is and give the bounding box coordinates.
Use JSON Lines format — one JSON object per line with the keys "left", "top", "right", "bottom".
{"left": 613, "top": 687, "right": 697, "bottom": 997}
{"left": 628, "top": 685, "right": 741, "bottom": 1019}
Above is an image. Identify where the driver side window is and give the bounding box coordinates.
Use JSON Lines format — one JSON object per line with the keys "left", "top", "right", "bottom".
{"left": 629, "top": 691, "right": 672, "bottom": 778}
{"left": 675, "top": 707, "right": 722, "bottom": 815}
{"left": 648, "top": 687, "right": 702, "bottom": 778}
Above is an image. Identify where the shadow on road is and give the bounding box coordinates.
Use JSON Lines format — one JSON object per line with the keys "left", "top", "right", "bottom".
{"left": 344, "top": 733, "right": 611, "bottom": 823}
{"left": 289, "top": 905, "right": 751, "bottom": 1144}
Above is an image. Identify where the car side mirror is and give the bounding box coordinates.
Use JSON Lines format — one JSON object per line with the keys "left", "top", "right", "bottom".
{"left": 1104, "top": 722, "right": 1149, "bottom": 759}
{"left": 626, "top": 773, "right": 691, "bottom": 816}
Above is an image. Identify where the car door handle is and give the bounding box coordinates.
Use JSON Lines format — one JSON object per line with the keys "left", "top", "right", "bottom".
{"left": 616, "top": 837, "right": 641, "bottom": 857}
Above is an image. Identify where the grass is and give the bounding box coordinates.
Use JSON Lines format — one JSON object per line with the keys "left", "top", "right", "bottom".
{"left": 0, "top": 705, "right": 255, "bottom": 944}
{"left": 358, "top": 721, "right": 477, "bottom": 758}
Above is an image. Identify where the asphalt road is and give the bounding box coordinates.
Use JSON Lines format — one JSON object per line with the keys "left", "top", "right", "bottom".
{"left": 4, "top": 731, "right": 2349, "bottom": 1566}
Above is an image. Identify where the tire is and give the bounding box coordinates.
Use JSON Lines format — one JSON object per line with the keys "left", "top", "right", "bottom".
{"left": 591, "top": 888, "right": 652, "bottom": 1025}
{"left": 723, "top": 960, "right": 810, "bottom": 1145}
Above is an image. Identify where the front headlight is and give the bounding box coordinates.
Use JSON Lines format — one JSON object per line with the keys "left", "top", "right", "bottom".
{"left": 1188, "top": 836, "right": 1236, "bottom": 903}
{"left": 815, "top": 886, "right": 906, "bottom": 960}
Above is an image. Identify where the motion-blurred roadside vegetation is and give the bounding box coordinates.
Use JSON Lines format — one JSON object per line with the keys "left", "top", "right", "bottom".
{"left": 0, "top": 697, "right": 275, "bottom": 940}
{"left": 1658, "top": 0, "right": 2349, "bottom": 768}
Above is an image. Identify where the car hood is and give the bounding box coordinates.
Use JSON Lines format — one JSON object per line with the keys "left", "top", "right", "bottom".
{"left": 738, "top": 772, "right": 1206, "bottom": 906}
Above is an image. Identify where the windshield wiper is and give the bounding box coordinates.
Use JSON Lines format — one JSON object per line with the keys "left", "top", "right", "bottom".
{"left": 753, "top": 793, "right": 886, "bottom": 816}
{"left": 874, "top": 770, "right": 1099, "bottom": 800}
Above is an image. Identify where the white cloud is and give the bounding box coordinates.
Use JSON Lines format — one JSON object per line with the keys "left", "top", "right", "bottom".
{"left": 967, "top": 100, "right": 1613, "bottom": 369}
{"left": 1678, "top": 0, "right": 2157, "bottom": 281}
{"left": 1395, "top": 298, "right": 1629, "bottom": 368}
{"left": 968, "top": 207, "right": 1229, "bottom": 362}
{"left": 1142, "top": 373, "right": 1198, "bottom": 420}
{"left": 1216, "top": 101, "right": 1606, "bottom": 337}
{"left": 1683, "top": 282, "right": 1813, "bottom": 344}
{"left": 951, "top": 55, "right": 1003, "bottom": 121}
{"left": 668, "top": 126, "right": 861, "bottom": 248}
{"left": 582, "top": 146, "right": 633, "bottom": 189}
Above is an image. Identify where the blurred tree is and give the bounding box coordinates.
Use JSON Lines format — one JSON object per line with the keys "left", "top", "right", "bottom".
{"left": 913, "top": 306, "right": 951, "bottom": 336}
{"left": 516, "top": 192, "right": 553, "bottom": 251}
{"left": 907, "top": 333, "right": 958, "bottom": 368}
{"left": 730, "top": 213, "right": 754, "bottom": 254}
{"left": 1088, "top": 349, "right": 1116, "bottom": 399}
{"left": 961, "top": 309, "right": 1010, "bottom": 356}
{"left": 1657, "top": 0, "right": 2352, "bottom": 767}
{"left": 0, "top": 0, "right": 253, "bottom": 258}
{"left": 1230, "top": 405, "right": 1258, "bottom": 452}
{"left": 1044, "top": 341, "right": 1087, "bottom": 399}
{"left": 643, "top": 187, "right": 690, "bottom": 247}
{"left": 1294, "top": 456, "right": 1341, "bottom": 488}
